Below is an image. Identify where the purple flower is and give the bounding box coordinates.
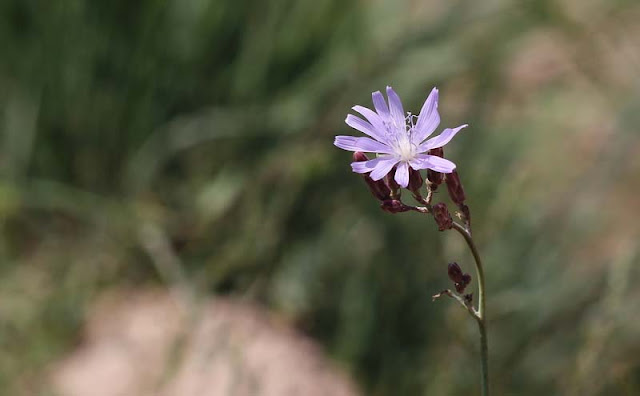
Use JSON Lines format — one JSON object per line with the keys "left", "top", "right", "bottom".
{"left": 334, "top": 87, "right": 467, "bottom": 188}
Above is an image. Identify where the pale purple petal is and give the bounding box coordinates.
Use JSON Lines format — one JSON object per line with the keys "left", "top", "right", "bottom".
{"left": 369, "top": 157, "right": 400, "bottom": 181}
{"left": 351, "top": 106, "right": 387, "bottom": 141}
{"left": 345, "top": 114, "right": 386, "bottom": 142}
{"left": 334, "top": 136, "right": 393, "bottom": 153}
{"left": 386, "top": 86, "right": 405, "bottom": 128}
{"left": 409, "top": 154, "right": 456, "bottom": 173}
{"left": 394, "top": 161, "right": 410, "bottom": 188}
{"left": 412, "top": 88, "right": 440, "bottom": 144}
{"left": 372, "top": 90, "right": 390, "bottom": 121}
{"left": 418, "top": 124, "right": 467, "bottom": 152}
{"left": 351, "top": 156, "right": 387, "bottom": 173}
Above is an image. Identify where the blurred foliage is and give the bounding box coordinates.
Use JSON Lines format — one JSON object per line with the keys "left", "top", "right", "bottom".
{"left": 1, "top": 0, "right": 640, "bottom": 395}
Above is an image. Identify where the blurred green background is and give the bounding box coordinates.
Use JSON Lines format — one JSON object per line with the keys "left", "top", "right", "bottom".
{"left": 1, "top": 0, "right": 640, "bottom": 394}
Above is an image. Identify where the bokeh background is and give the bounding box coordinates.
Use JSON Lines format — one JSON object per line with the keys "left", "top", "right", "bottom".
{"left": 1, "top": 0, "right": 640, "bottom": 395}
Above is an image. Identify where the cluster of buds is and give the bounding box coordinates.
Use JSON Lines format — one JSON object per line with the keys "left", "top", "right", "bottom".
{"left": 351, "top": 150, "right": 469, "bottom": 229}
{"left": 352, "top": 152, "right": 425, "bottom": 214}
{"left": 424, "top": 148, "right": 470, "bottom": 227}
{"left": 351, "top": 149, "right": 473, "bottom": 298}
{"left": 447, "top": 262, "right": 472, "bottom": 294}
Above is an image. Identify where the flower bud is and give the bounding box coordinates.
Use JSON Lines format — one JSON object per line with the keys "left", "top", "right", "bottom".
{"left": 408, "top": 168, "right": 424, "bottom": 196}
{"left": 385, "top": 171, "right": 401, "bottom": 199}
{"left": 432, "top": 202, "right": 453, "bottom": 231}
{"left": 448, "top": 262, "right": 472, "bottom": 293}
{"left": 455, "top": 274, "right": 472, "bottom": 293}
{"left": 352, "top": 151, "right": 368, "bottom": 162}
{"left": 447, "top": 262, "right": 464, "bottom": 283}
{"left": 353, "top": 152, "right": 391, "bottom": 201}
{"left": 380, "top": 199, "right": 410, "bottom": 214}
{"left": 445, "top": 170, "right": 466, "bottom": 205}
{"left": 427, "top": 148, "right": 444, "bottom": 187}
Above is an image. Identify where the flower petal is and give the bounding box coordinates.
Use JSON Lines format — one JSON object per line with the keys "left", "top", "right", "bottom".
{"left": 334, "top": 135, "right": 393, "bottom": 153}
{"left": 351, "top": 156, "right": 398, "bottom": 179}
{"left": 372, "top": 90, "right": 390, "bottom": 122}
{"left": 386, "top": 86, "right": 405, "bottom": 128}
{"left": 409, "top": 154, "right": 456, "bottom": 173}
{"left": 394, "top": 161, "right": 410, "bottom": 188}
{"left": 412, "top": 87, "right": 440, "bottom": 144}
{"left": 418, "top": 124, "right": 467, "bottom": 152}
{"left": 352, "top": 105, "right": 386, "bottom": 139}
{"left": 351, "top": 156, "right": 383, "bottom": 173}
{"left": 370, "top": 157, "right": 400, "bottom": 181}
{"left": 345, "top": 114, "right": 386, "bottom": 142}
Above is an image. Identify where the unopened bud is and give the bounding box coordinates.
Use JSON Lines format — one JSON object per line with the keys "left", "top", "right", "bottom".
{"left": 447, "top": 261, "right": 471, "bottom": 294}
{"left": 448, "top": 262, "right": 472, "bottom": 293}
{"left": 408, "top": 168, "right": 424, "bottom": 196}
{"left": 385, "top": 171, "right": 401, "bottom": 199}
{"left": 353, "top": 152, "right": 391, "bottom": 201}
{"left": 352, "top": 152, "right": 368, "bottom": 162}
{"left": 455, "top": 273, "right": 472, "bottom": 294}
{"left": 427, "top": 148, "right": 445, "bottom": 187}
{"left": 432, "top": 202, "right": 453, "bottom": 231}
{"left": 445, "top": 170, "right": 466, "bottom": 205}
{"left": 447, "top": 262, "right": 464, "bottom": 283}
{"left": 380, "top": 199, "right": 410, "bottom": 214}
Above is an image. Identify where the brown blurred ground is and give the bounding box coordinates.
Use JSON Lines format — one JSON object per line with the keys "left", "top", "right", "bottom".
{"left": 50, "top": 289, "right": 360, "bottom": 396}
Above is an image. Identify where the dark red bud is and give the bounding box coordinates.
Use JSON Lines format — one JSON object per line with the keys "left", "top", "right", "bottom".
{"left": 364, "top": 176, "right": 391, "bottom": 201}
{"left": 353, "top": 152, "right": 391, "bottom": 201}
{"left": 454, "top": 273, "right": 472, "bottom": 293}
{"left": 352, "top": 152, "right": 368, "bottom": 162}
{"left": 445, "top": 170, "right": 466, "bottom": 205}
{"left": 432, "top": 202, "right": 453, "bottom": 231}
{"left": 447, "top": 262, "right": 464, "bottom": 283}
{"left": 408, "top": 168, "right": 424, "bottom": 195}
{"left": 427, "top": 148, "right": 445, "bottom": 186}
{"left": 380, "top": 199, "right": 411, "bottom": 214}
{"left": 385, "top": 171, "right": 401, "bottom": 199}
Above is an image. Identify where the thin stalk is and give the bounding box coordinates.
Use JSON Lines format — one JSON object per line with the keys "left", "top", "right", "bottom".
{"left": 452, "top": 221, "right": 489, "bottom": 396}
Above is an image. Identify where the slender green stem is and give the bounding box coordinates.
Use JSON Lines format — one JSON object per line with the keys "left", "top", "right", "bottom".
{"left": 478, "top": 319, "right": 489, "bottom": 396}
{"left": 451, "top": 221, "right": 489, "bottom": 396}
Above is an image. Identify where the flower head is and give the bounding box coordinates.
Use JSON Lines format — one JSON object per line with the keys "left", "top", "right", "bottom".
{"left": 334, "top": 86, "right": 467, "bottom": 188}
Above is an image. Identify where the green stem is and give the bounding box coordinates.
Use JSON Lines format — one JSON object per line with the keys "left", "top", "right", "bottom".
{"left": 452, "top": 221, "right": 489, "bottom": 396}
